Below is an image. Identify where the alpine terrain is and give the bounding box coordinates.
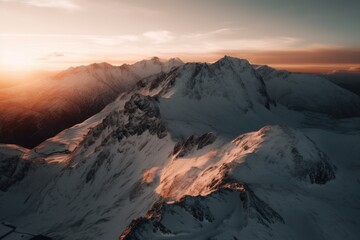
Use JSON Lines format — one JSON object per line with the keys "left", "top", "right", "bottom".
{"left": 0, "top": 57, "right": 183, "bottom": 148}
{"left": 0, "top": 56, "right": 359, "bottom": 240}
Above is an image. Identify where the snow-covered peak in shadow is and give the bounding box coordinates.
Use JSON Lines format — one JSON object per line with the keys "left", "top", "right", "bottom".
{"left": 254, "top": 63, "right": 360, "bottom": 117}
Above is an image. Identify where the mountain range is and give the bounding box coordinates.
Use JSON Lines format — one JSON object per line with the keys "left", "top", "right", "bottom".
{"left": 0, "top": 57, "right": 183, "bottom": 148}
{"left": 0, "top": 56, "right": 359, "bottom": 240}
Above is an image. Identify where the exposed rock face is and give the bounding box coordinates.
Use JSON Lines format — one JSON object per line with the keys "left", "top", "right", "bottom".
{"left": 123, "top": 94, "right": 167, "bottom": 138}
{"left": 173, "top": 132, "right": 216, "bottom": 158}
{"left": 0, "top": 146, "right": 31, "bottom": 191}
{"left": 0, "top": 156, "right": 31, "bottom": 191}
{"left": 82, "top": 94, "right": 167, "bottom": 150}
{"left": 82, "top": 111, "right": 123, "bottom": 148}
{"left": 290, "top": 146, "right": 336, "bottom": 184}
{"left": 134, "top": 67, "right": 180, "bottom": 96}
{"left": 79, "top": 93, "right": 167, "bottom": 183}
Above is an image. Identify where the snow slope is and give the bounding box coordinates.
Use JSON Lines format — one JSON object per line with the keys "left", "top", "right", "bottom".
{"left": 0, "top": 94, "right": 175, "bottom": 239}
{"left": 120, "top": 125, "right": 359, "bottom": 240}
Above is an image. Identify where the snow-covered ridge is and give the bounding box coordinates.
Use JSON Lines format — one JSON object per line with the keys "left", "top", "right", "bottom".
{"left": 121, "top": 56, "right": 183, "bottom": 79}
{"left": 119, "top": 125, "right": 339, "bottom": 239}
{"left": 120, "top": 184, "right": 284, "bottom": 240}
{"left": 155, "top": 125, "right": 336, "bottom": 201}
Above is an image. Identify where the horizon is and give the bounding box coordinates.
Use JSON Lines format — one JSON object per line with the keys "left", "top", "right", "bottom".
{"left": 1, "top": 54, "right": 359, "bottom": 82}
{"left": 1, "top": 55, "right": 359, "bottom": 88}
{"left": 1, "top": 0, "right": 360, "bottom": 77}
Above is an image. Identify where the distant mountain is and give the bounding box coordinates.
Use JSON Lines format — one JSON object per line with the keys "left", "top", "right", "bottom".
{"left": 321, "top": 71, "right": 360, "bottom": 96}
{"left": 127, "top": 56, "right": 184, "bottom": 78}
{"left": 0, "top": 57, "right": 183, "bottom": 148}
{"left": 0, "top": 56, "right": 359, "bottom": 240}
{"left": 255, "top": 65, "right": 360, "bottom": 117}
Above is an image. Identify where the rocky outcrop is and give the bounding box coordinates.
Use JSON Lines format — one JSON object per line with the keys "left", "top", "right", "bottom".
{"left": 290, "top": 146, "right": 336, "bottom": 184}
{"left": 134, "top": 67, "right": 179, "bottom": 96}
{"left": 82, "top": 111, "right": 123, "bottom": 148}
{"left": 81, "top": 94, "right": 167, "bottom": 183}
{"left": 120, "top": 94, "right": 167, "bottom": 139}
{"left": 173, "top": 133, "right": 216, "bottom": 158}
{"left": 0, "top": 146, "right": 31, "bottom": 191}
{"left": 82, "top": 94, "right": 167, "bottom": 151}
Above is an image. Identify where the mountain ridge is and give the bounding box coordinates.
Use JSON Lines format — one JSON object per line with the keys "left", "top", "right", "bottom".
{"left": 0, "top": 57, "right": 183, "bottom": 148}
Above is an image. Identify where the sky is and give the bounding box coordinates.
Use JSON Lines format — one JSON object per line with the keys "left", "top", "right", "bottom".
{"left": 1, "top": 0, "right": 360, "bottom": 76}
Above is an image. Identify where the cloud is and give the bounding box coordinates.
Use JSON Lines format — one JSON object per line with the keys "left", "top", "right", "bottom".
{"left": 329, "top": 67, "right": 360, "bottom": 74}
{"left": 0, "top": 30, "right": 302, "bottom": 53}
{"left": 1, "top": 0, "right": 79, "bottom": 9}
{"left": 171, "top": 28, "right": 303, "bottom": 52}
{"left": 2, "top": 31, "right": 359, "bottom": 73}
{"left": 38, "top": 52, "right": 64, "bottom": 60}
{"left": 143, "top": 31, "right": 174, "bottom": 44}
{"left": 118, "top": 5, "right": 159, "bottom": 16}
{"left": 183, "top": 28, "right": 242, "bottom": 40}
{"left": 349, "top": 67, "right": 360, "bottom": 72}
{"left": 91, "top": 35, "right": 139, "bottom": 46}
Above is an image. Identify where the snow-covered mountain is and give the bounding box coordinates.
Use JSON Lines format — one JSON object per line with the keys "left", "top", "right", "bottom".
{"left": 321, "top": 71, "right": 360, "bottom": 96}
{"left": 126, "top": 57, "right": 183, "bottom": 78}
{"left": 0, "top": 56, "right": 359, "bottom": 240}
{"left": 0, "top": 57, "right": 183, "bottom": 148}
{"left": 255, "top": 65, "right": 360, "bottom": 117}
{"left": 134, "top": 56, "right": 281, "bottom": 139}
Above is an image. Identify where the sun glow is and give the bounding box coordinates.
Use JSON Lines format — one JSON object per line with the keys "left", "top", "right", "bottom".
{"left": 0, "top": 53, "right": 37, "bottom": 71}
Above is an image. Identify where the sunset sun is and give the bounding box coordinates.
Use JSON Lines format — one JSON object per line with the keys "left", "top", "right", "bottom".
{"left": 1, "top": 54, "right": 36, "bottom": 71}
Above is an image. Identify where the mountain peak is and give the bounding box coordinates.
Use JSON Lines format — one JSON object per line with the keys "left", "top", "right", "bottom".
{"left": 129, "top": 57, "right": 184, "bottom": 79}
{"left": 214, "top": 56, "right": 252, "bottom": 70}
{"left": 89, "top": 62, "right": 114, "bottom": 69}
{"left": 169, "top": 57, "right": 183, "bottom": 64}
{"left": 253, "top": 64, "right": 277, "bottom": 78}
{"left": 150, "top": 56, "right": 161, "bottom": 63}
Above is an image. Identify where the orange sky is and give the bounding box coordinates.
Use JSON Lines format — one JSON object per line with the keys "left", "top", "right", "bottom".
{"left": 1, "top": 0, "right": 360, "bottom": 76}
